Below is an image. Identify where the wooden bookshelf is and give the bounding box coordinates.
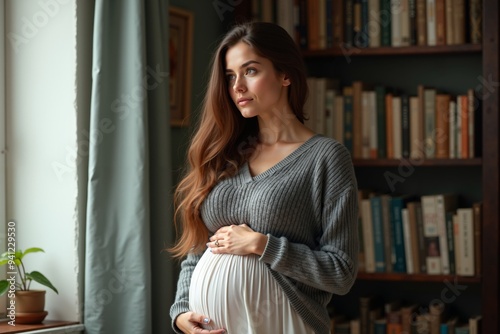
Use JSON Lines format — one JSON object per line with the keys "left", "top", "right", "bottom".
{"left": 352, "top": 158, "right": 482, "bottom": 167}
{"left": 302, "top": 44, "right": 482, "bottom": 58}
{"left": 233, "top": 0, "right": 500, "bottom": 332}
{"left": 357, "top": 272, "right": 481, "bottom": 284}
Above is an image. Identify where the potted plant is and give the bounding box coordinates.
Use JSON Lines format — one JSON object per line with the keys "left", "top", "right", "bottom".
{"left": 0, "top": 247, "right": 59, "bottom": 324}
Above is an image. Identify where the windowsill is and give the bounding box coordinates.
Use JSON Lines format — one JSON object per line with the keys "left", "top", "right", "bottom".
{"left": 0, "top": 320, "right": 84, "bottom": 334}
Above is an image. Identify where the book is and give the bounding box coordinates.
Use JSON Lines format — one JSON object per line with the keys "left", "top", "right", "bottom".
{"left": 392, "top": 95, "right": 402, "bottom": 159}
{"left": 429, "top": 301, "right": 445, "bottom": 334}
{"left": 390, "top": 195, "right": 410, "bottom": 272}
{"left": 423, "top": 87, "right": 437, "bottom": 158}
{"left": 421, "top": 194, "right": 442, "bottom": 274}
{"left": 391, "top": 0, "right": 403, "bottom": 46}
{"left": 400, "top": 0, "right": 411, "bottom": 46}
{"left": 426, "top": 0, "right": 437, "bottom": 46}
{"left": 416, "top": 0, "right": 427, "bottom": 45}
{"left": 371, "top": 196, "right": 387, "bottom": 272}
{"left": 368, "top": 0, "right": 381, "bottom": 47}
{"left": 380, "top": 0, "right": 392, "bottom": 46}
{"left": 401, "top": 304, "right": 418, "bottom": 333}
{"left": 407, "top": 202, "right": 422, "bottom": 273}
{"left": 353, "top": 81, "right": 367, "bottom": 158}
{"left": 434, "top": 194, "right": 458, "bottom": 274}
{"left": 386, "top": 309, "right": 402, "bottom": 334}
{"left": 472, "top": 202, "right": 482, "bottom": 276}
{"left": 375, "top": 85, "right": 387, "bottom": 158}
{"left": 445, "top": 211, "right": 456, "bottom": 274}
{"left": 435, "top": 94, "right": 451, "bottom": 158}
{"left": 343, "top": 86, "right": 354, "bottom": 154}
{"left": 345, "top": 0, "right": 355, "bottom": 47}
{"left": 435, "top": 0, "right": 446, "bottom": 45}
{"left": 359, "top": 295, "right": 377, "bottom": 334}
{"left": 409, "top": 96, "right": 423, "bottom": 159}
{"left": 374, "top": 318, "right": 387, "bottom": 334}
{"left": 333, "top": 0, "right": 344, "bottom": 46}
{"left": 457, "top": 207, "right": 475, "bottom": 276}
{"left": 362, "top": 198, "right": 376, "bottom": 273}
{"left": 401, "top": 95, "right": 410, "bottom": 158}
{"left": 469, "top": 315, "right": 482, "bottom": 334}
{"left": 402, "top": 208, "right": 414, "bottom": 273}
{"left": 350, "top": 318, "right": 361, "bottom": 334}
{"left": 469, "top": 0, "right": 482, "bottom": 44}
{"left": 452, "top": 0, "right": 465, "bottom": 44}
{"left": 385, "top": 93, "right": 394, "bottom": 158}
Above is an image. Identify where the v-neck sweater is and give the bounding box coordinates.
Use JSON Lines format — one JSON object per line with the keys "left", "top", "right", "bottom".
{"left": 170, "top": 135, "right": 359, "bottom": 334}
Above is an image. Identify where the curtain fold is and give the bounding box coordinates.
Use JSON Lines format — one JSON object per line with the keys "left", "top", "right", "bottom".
{"left": 83, "top": 0, "right": 171, "bottom": 333}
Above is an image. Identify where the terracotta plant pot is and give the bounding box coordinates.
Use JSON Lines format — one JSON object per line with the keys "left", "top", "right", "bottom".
{"left": 14, "top": 290, "right": 48, "bottom": 324}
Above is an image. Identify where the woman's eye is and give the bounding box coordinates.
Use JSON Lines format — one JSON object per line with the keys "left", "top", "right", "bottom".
{"left": 246, "top": 68, "right": 256, "bottom": 75}
{"left": 226, "top": 74, "right": 236, "bottom": 82}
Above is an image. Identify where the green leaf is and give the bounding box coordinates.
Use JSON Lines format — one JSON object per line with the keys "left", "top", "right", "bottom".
{"left": 0, "top": 259, "right": 9, "bottom": 266}
{"left": 0, "top": 251, "right": 15, "bottom": 261}
{"left": 21, "top": 248, "right": 45, "bottom": 259}
{"left": 0, "top": 280, "right": 9, "bottom": 295}
{"left": 26, "top": 271, "right": 58, "bottom": 294}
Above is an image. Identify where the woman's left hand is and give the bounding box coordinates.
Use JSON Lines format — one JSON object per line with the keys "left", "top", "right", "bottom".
{"left": 208, "top": 224, "right": 268, "bottom": 256}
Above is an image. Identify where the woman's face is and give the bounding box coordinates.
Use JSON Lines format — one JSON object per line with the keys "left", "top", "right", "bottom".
{"left": 225, "top": 41, "right": 290, "bottom": 119}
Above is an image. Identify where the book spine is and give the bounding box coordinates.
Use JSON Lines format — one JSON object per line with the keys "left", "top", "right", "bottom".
{"left": 362, "top": 199, "right": 376, "bottom": 273}
{"left": 426, "top": 0, "right": 437, "bottom": 46}
{"left": 380, "top": 0, "right": 392, "bottom": 46}
{"left": 469, "top": 0, "right": 482, "bottom": 44}
{"left": 333, "top": 0, "right": 344, "bottom": 46}
{"left": 422, "top": 195, "right": 441, "bottom": 274}
{"left": 424, "top": 88, "right": 436, "bottom": 158}
{"left": 435, "top": 0, "right": 446, "bottom": 45}
{"left": 446, "top": 211, "right": 456, "bottom": 274}
{"left": 343, "top": 86, "right": 354, "bottom": 154}
{"left": 326, "top": 0, "right": 334, "bottom": 47}
{"left": 345, "top": 0, "right": 355, "bottom": 47}
{"left": 375, "top": 86, "right": 387, "bottom": 158}
{"left": 416, "top": 0, "right": 427, "bottom": 45}
{"left": 371, "top": 197, "right": 387, "bottom": 272}
{"left": 458, "top": 208, "right": 474, "bottom": 276}
{"left": 401, "top": 95, "right": 410, "bottom": 158}
{"left": 390, "top": 197, "right": 407, "bottom": 272}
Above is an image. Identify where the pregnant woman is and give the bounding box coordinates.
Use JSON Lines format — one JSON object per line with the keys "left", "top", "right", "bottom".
{"left": 169, "top": 22, "right": 359, "bottom": 334}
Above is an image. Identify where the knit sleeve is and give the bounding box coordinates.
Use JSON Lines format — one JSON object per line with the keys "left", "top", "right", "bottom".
{"left": 169, "top": 252, "right": 202, "bottom": 333}
{"left": 259, "top": 141, "right": 359, "bottom": 295}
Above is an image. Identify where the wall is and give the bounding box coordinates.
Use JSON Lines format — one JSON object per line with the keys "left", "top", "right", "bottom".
{"left": 5, "top": 0, "right": 80, "bottom": 321}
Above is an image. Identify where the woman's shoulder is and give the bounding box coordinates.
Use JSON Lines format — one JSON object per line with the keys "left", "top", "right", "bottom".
{"left": 307, "top": 135, "right": 352, "bottom": 161}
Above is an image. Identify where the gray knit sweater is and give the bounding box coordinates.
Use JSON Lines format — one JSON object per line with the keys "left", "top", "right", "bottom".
{"left": 170, "top": 135, "right": 359, "bottom": 334}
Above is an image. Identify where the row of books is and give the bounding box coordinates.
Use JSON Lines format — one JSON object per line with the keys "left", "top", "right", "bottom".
{"left": 358, "top": 191, "right": 481, "bottom": 276}
{"left": 249, "top": 0, "right": 482, "bottom": 50}
{"left": 330, "top": 298, "right": 482, "bottom": 334}
{"left": 304, "top": 77, "right": 479, "bottom": 159}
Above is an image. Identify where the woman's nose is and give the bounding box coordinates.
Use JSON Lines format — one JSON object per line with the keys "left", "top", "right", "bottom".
{"left": 233, "top": 76, "right": 246, "bottom": 92}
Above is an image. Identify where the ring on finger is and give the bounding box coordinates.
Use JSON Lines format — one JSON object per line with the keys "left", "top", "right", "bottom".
{"left": 215, "top": 239, "right": 220, "bottom": 247}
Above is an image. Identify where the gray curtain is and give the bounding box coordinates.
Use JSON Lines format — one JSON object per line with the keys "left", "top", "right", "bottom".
{"left": 83, "top": 0, "right": 173, "bottom": 333}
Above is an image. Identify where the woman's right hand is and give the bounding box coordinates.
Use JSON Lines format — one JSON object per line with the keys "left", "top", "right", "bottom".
{"left": 175, "top": 312, "right": 226, "bottom": 334}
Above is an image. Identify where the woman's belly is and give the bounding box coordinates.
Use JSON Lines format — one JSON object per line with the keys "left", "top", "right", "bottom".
{"left": 189, "top": 248, "right": 301, "bottom": 333}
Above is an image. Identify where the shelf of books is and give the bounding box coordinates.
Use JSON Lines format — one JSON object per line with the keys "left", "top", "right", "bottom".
{"left": 233, "top": 0, "right": 499, "bottom": 333}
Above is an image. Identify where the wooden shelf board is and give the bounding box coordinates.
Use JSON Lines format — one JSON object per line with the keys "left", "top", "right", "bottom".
{"left": 302, "top": 44, "right": 482, "bottom": 58}
{"left": 0, "top": 320, "right": 80, "bottom": 334}
{"left": 352, "top": 158, "right": 482, "bottom": 167}
{"left": 357, "top": 272, "right": 481, "bottom": 283}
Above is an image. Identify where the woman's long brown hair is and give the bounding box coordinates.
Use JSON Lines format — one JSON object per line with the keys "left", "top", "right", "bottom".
{"left": 169, "top": 22, "right": 309, "bottom": 258}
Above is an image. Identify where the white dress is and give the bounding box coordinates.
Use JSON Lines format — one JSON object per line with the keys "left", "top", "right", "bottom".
{"left": 189, "top": 248, "right": 315, "bottom": 334}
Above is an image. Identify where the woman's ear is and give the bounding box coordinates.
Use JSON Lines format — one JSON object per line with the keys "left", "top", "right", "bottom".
{"left": 282, "top": 74, "right": 291, "bottom": 87}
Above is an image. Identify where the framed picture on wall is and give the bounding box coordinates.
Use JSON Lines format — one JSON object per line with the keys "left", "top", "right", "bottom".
{"left": 169, "top": 7, "right": 193, "bottom": 127}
